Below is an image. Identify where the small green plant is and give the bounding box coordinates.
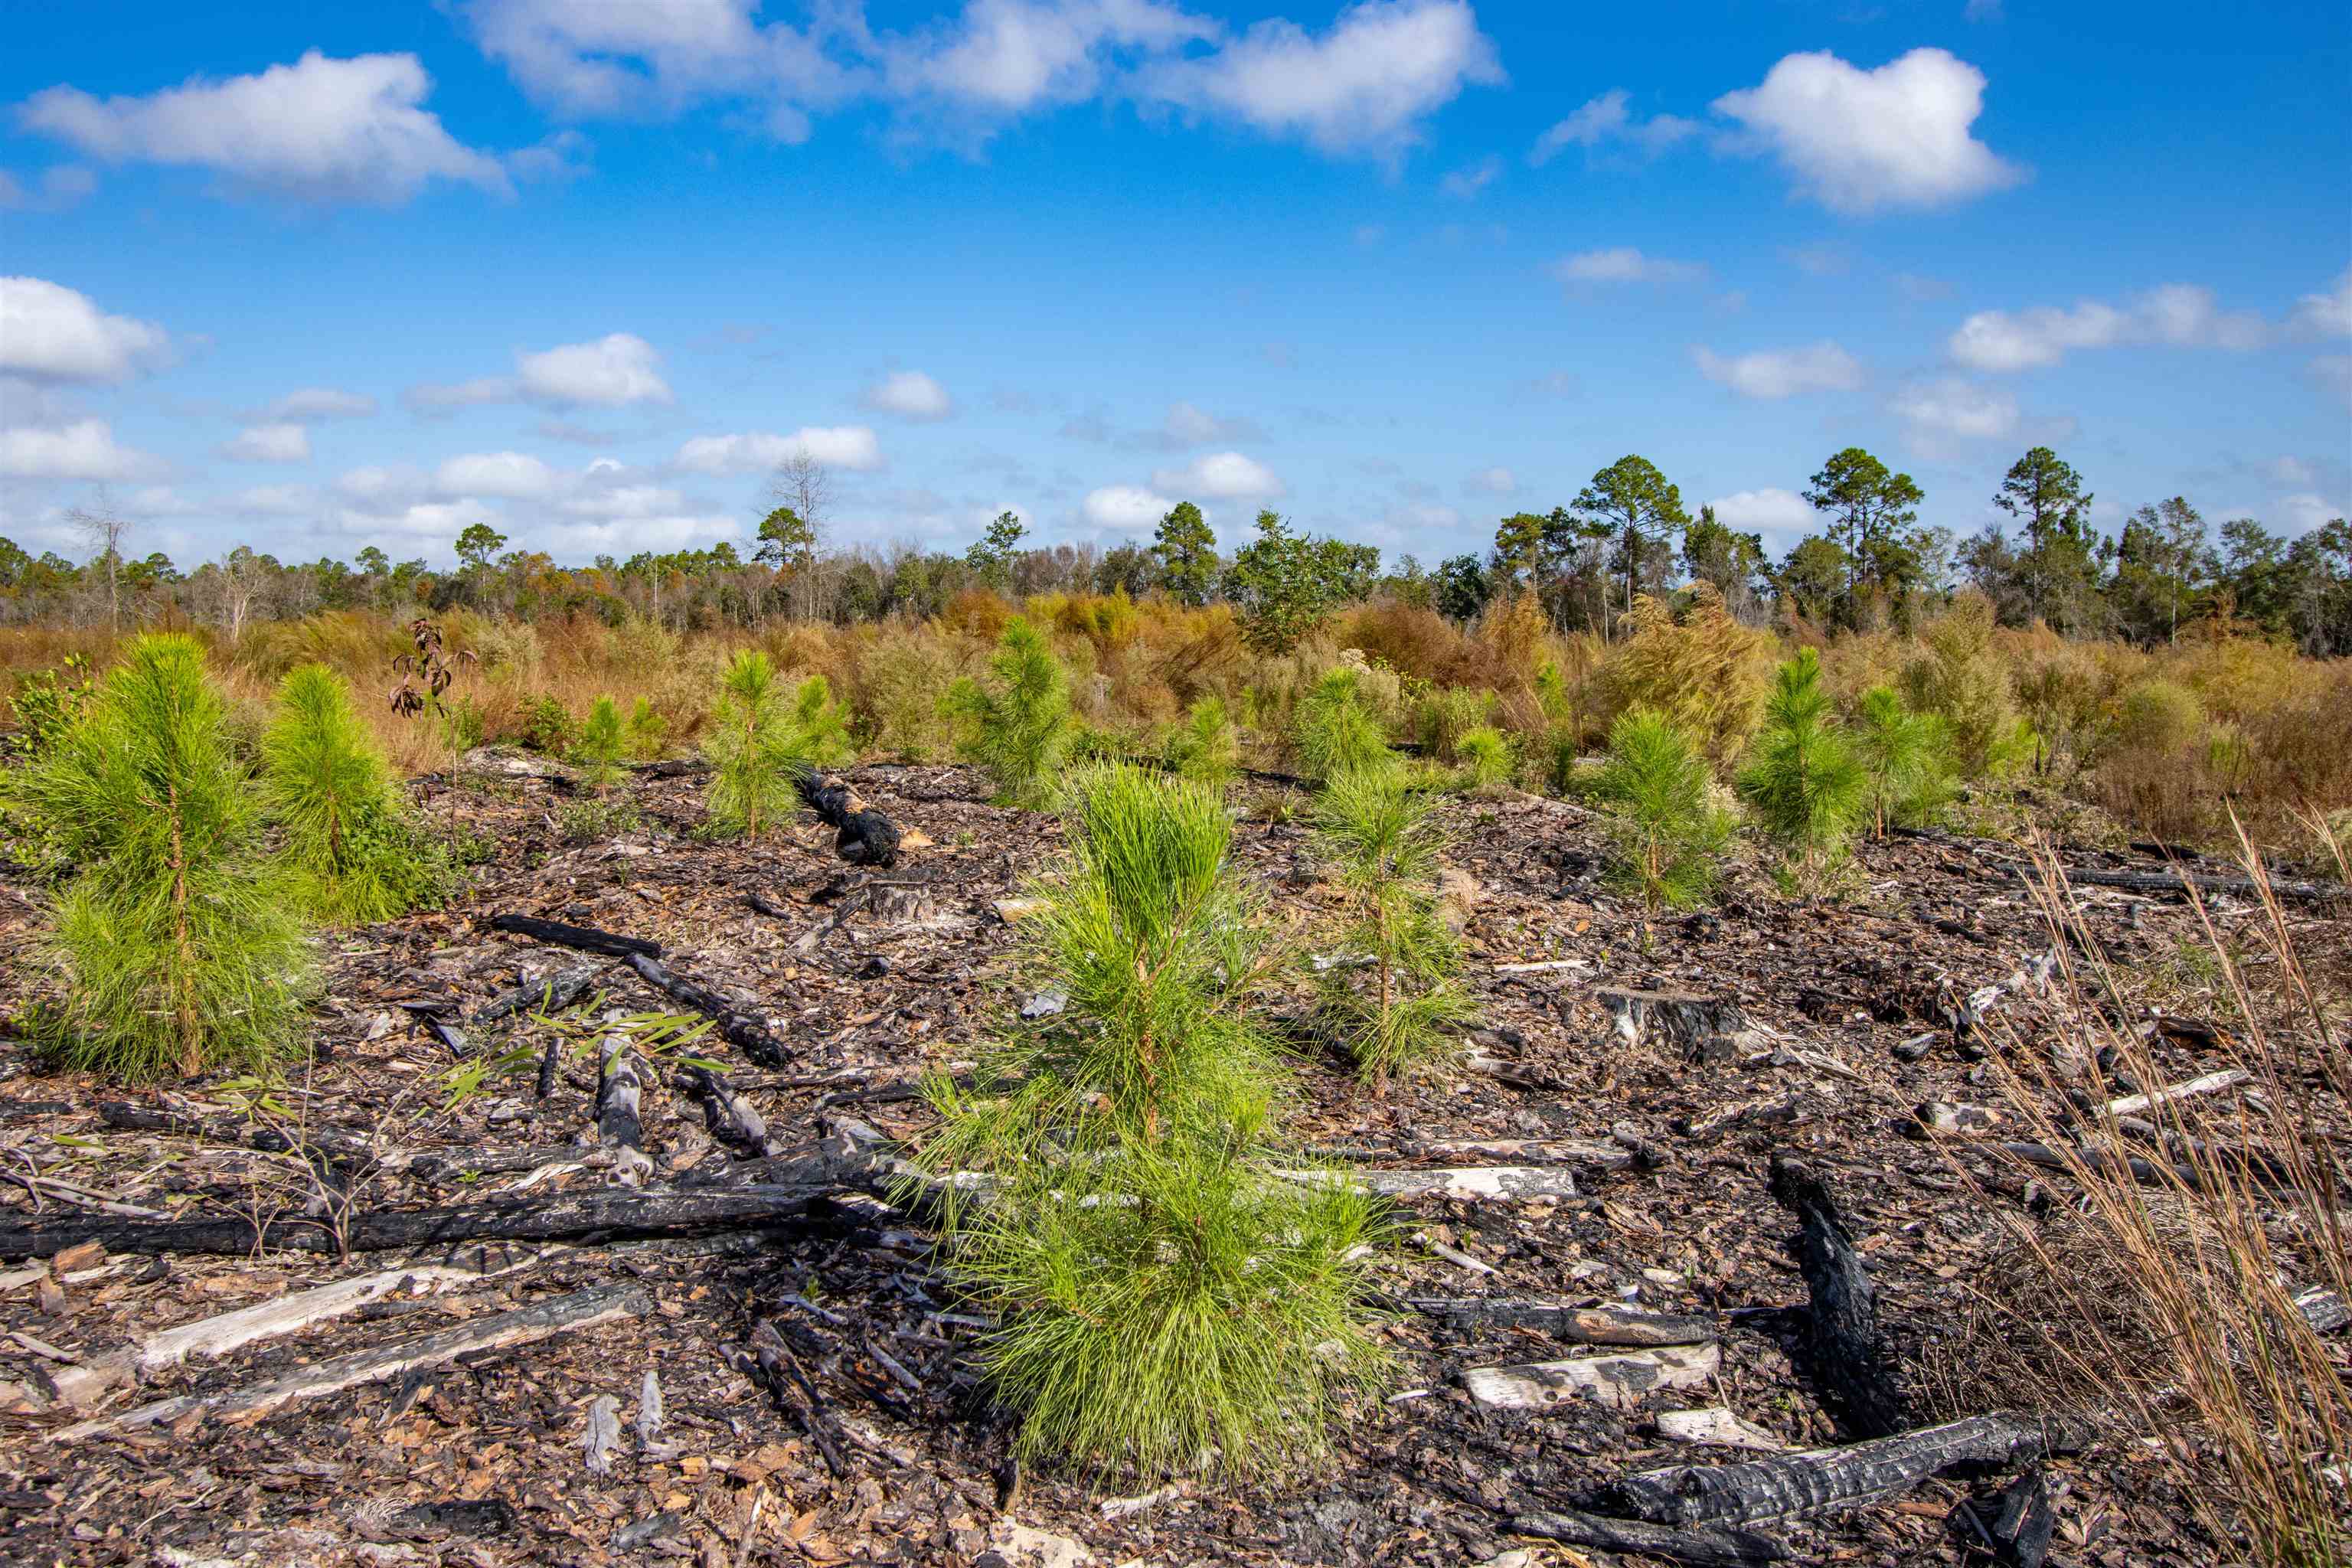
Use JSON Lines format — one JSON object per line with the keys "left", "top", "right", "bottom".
{"left": 577, "top": 695, "right": 625, "bottom": 791}
{"left": 786, "top": 674, "right": 856, "bottom": 766}
{"left": 516, "top": 694, "right": 577, "bottom": 756}
{"left": 625, "top": 695, "right": 668, "bottom": 759}
{"left": 1853, "top": 685, "right": 1950, "bottom": 838}
{"left": 557, "top": 794, "right": 644, "bottom": 843}
{"left": 942, "top": 618, "right": 1076, "bottom": 808}
{"left": 8, "top": 635, "right": 314, "bottom": 1080}
{"left": 1592, "top": 706, "right": 1731, "bottom": 919}
{"left": 704, "top": 651, "right": 812, "bottom": 840}
{"left": 1312, "top": 765, "right": 1473, "bottom": 1082}
{"left": 1165, "top": 694, "right": 1240, "bottom": 788}
{"left": 436, "top": 1001, "right": 720, "bottom": 1112}
{"left": 262, "top": 663, "right": 450, "bottom": 924}
{"left": 1454, "top": 725, "right": 1513, "bottom": 792}
{"left": 1292, "top": 666, "right": 1393, "bottom": 781}
{"left": 5, "top": 652, "right": 96, "bottom": 759}
{"left": 1414, "top": 684, "right": 1495, "bottom": 760}
{"left": 915, "top": 763, "right": 1388, "bottom": 1477}
{"left": 1738, "top": 648, "right": 1868, "bottom": 875}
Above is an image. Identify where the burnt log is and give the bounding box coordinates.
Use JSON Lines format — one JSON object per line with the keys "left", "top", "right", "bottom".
{"left": 1600, "top": 988, "right": 1748, "bottom": 1060}
{"left": 596, "top": 1040, "right": 651, "bottom": 1183}
{"left": 796, "top": 773, "right": 903, "bottom": 868}
{"left": 2038, "top": 864, "right": 2347, "bottom": 903}
{"left": 624, "top": 953, "right": 789, "bottom": 1067}
{"left": 477, "top": 963, "right": 600, "bottom": 1024}
{"left": 1582, "top": 1410, "right": 2097, "bottom": 1529}
{"left": 1512, "top": 1509, "right": 1792, "bottom": 1566}
{"left": 1769, "top": 1155, "right": 1906, "bottom": 1439}
{"left": 680, "top": 1065, "right": 784, "bottom": 1158}
{"left": 487, "top": 914, "right": 662, "bottom": 959}
{"left": 0, "top": 1181, "right": 834, "bottom": 1260}
{"left": 1950, "top": 1468, "right": 2056, "bottom": 1568}
{"left": 1408, "top": 1298, "right": 1717, "bottom": 1347}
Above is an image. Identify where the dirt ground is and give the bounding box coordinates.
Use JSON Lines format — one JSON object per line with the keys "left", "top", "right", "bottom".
{"left": 1, "top": 757, "right": 2343, "bottom": 1568}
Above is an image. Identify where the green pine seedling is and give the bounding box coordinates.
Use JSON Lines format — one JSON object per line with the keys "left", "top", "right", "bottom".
{"left": 1292, "top": 667, "right": 1393, "bottom": 781}
{"left": 1312, "top": 765, "right": 1474, "bottom": 1083}
{"left": 263, "top": 662, "right": 449, "bottom": 925}
{"left": 1853, "top": 685, "right": 1950, "bottom": 838}
{"left": 577, "top": 695, "right": 625, "bottom": 792}
{"left": 11, "top": 635, "right": 314, "bottom": 1080}
{"left": 1736, "top": 648, "right": 1867, "bottom": 873}
{"left": 916, "top": 763, "right": 1389, "bottom": 1478}
{"left": 1455, "top": 725, "right": 1514, "bottom": 792}
{"left": 703, "top": 651, "right": 810, "bottom": 840}
{"left": 625, "top": 695, "right": 667, "bottom": 760}
{"left": 1593, "top": 706, "right": 1731, "bottom": 919}
{"left": 942, "top": 618, "right": 1076, "bottom": 808}
{"left": 1165, "top": 694, "right": 1240, "bottom": 789}
{"left": 786, "top": 674, "right": 855, "bottom": 766}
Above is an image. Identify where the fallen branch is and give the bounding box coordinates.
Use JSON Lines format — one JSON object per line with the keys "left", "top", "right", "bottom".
{"left": 55, "top": 1284, "right": 649, "bottom": 1442}
{"left": 1465, "top": 1344, "right": 1720, "bottom": 1410}
{"left": 2104, "top": 1069, "right": 2249, "bottom": 1119}
{"left": 486, "top": 914, "right": 662, "bottom": 959}
{"left": 1513, "top": 1509, "right": 1792, "bottom": 1566}
{"left": 1407, "top": 1298, "right": 1717, "bottom": 1347}
{"left": 2037, "top": 864, "right": 2347, "bottom": 903}
{"left": 795, "top": 774, "right": 903, "bottom": 868}
{"left": 624, "top": 953, "right": 789, "bottom": 1068}
{"left": 678, "top": 1066, "right": 784, "bottom": 1158}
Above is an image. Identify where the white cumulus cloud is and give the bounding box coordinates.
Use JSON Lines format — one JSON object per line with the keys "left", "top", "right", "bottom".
{"left": 1949, "top": 285, "right": 2269, "bottom": 371}
{"left": 1692, "top": 340, "right": 1864, "bottom": 400}
{"left": 1528, "top": 88, "right": 1698, "bottom": 165}
{"left": 1710, "top": 48, "right": 2022, "bottom": 214}
{"left": 407, "top": 333, "right": 672, "bottom": 412}
{"left": 0, "top": 276, "right": 170, "bottom": 384}
{"left": 1550, "top": 247, "right": 1707, "bottom": 285}
{"left": 0, "top": 418, "right": 163, "bottom": 480}
{"left": 436, "top": 450, "right": 559, "bottom": 498}
{"left": 20, "top": 51, "right": 510, "bottom": 204}
{"left": 256, "top": 387, "right": 377, "bottom": 422}
{"left": 2291, "top": 269, "right": 2352, "bottom": 338}
{"left": 220, "top": 423, "right": 312, "bottom": 463}
{"left": 1890, "top": 376, "right": 2020, "bottom": 453}
{"left": 860, "top": 369, "right": 954, "bottom": 420}
{"left": 1703, "top": 488, "right": 1814, "bottom": 535}
{"left": 672, "top": 426, "right": 883, "bottom": 475}
{"left": 1082, "top": 484, "right": 1179, "bottom": 533}
{"left": 1151, "top": 449, "right": 1284, "bottom": 500}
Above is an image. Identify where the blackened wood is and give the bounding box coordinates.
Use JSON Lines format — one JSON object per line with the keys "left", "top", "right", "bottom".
{"left": 733, "top": 1317, "right": 849, "bottom": 1476}
{"left": 2020, "top": 864, "right": 2345, "bottom": 902}
{"left": 535, "top": 1036, "right": 560, "bottom": 1099}
{"left": 795, "top": 773, "right": 903, "bottom": 868}
{"left": 1512, "top": 1509, "right": 1792, "bottom": 1566}
{"left": 486, "top": 914, "right": 662, "bottom": 959}
{"left": 1951, "top": 1469, "right": 2055, "bottom": 1568}
{"left": 477, "top": 963, "right": 599, "bottom": 1024}
{"left": 680, "top": 1066, "right": 783, "bottom": 1157}
{"left": 624, "top": 952, "right": 789, "bottom": 1067}
{"left": 1769, "top": 1155, "right": 1906, "bottom": 1439}
{"left": 1581, "top": 1410, "right": 2098, "bottom": 1528}
{"left": 1408, "top": 1298, "right": 1718, "bottom": 1347}
{"left": 0, "top": 1183, "right": 832, "bottom": 1260}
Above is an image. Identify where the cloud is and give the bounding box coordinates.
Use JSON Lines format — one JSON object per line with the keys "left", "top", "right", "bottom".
{"left": 1895, "top": 271, "right": 1954, "bottom": 302}
{"left": 436, "top": 450, "right": 559, "bottom": 499}
{"left": 1691, "top": 340, "right": 1864, "bottom": 400}
{"left": 0, "top": 418, "right": 163, "bottom": 480}
{"left": 0, "top": 276, "right": 170, "bottom": 384}
{"left": 19, "top": 51, "right": 510, "bottom": 204}
{"left": 1139, "top": 0, "right": 1504, "bottom": 158}
{"left": 220, "top": 423, "right": 312, "bottom": 463}
{"left": 1704, "top": 487, "right": 1814, "bottom": 535}
{"left": 0, "top": 164, "right": 97, "bottom": 211}
{"left": 1889, "top": 375, "right": 2019, "bottom": 452}
{"left": 1527, "top": 88, "right": 1697, "bottom": 166}
{"left": 860, "top": 369, "right": 954, "bottom": 420}
{"left": 1082, "top": 484, "right": 1178, "bottom": 532}
{"left": 1151, "top": 449, "right": 1284, "bottom": 499}
{"left": 2290, "top": 269, "right": 2352, "bottom": 338}
{"left": 407, "top": 332, "right": 672, "bottom": 412}
{"left": 1784, "top": 243, "right": 1847, "bottom": 277}
{"left": 1710, "top": 48, "right": 2022, "bottom": 214}
{"left": 253, "top": 386, "right": 377, "bottom": 422}
{"left": 1464, "top": 466, "right": 1514, "bottom": 495}
{"left": 672, "top": 426, "right": 884, "bottom": 475}
{"left": 2309, "top": 355, "right": 2352, "bottom": 413}
{"left": 232, "top": 483, "right": 321, "bottom": 516}
{"left": 1948, "top": 284, "right": 2269, "bottom": 371}
{"left": 885, "top": 0, "right": 1217, "bottom": 118}
{"left": 1550, "top": 247, "right": 1707, "bottom": 285}
{"left": 1513, "top": 370, "right": 1579, "bottom": 401}
{"left": 1158, "top": 400, "right": 1263, "bottom": 447}
{"left": 1439, "top": 155, "right": 1500, "bottom": 198}
{"left": 2282, "top": 492, "right": 2344, "bottom": 534}
{"left": 1965, "top": 0, "right": 2004, "bottom": 20}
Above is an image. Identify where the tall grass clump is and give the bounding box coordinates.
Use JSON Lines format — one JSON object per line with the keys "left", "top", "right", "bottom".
{"left": 1312, "top": 765, "right": 1473, "bottom": 1081}
{"left": 577, "top": 694, "right": 625, "bottom": 791}
{"left": 1738, "top": 647, "right": 1868, "bottom": 877}
{"left": 1592, "top": 706, "right": 1730, "bottom": 920}
{"left": 9, "top": 635, "right": 313, "bottom": 1080}
{"left": 1852, "top": 685, "right": 1950, "bottom": 838}
{"left": 1454, "top": 725, "right": 1513, "bottom": 792}
{"left": 915, "top": 764, "right": 1388, "bottom": 1478}
{"left": 703, "top": 651, "right": 809, "bottom": 840}
{"left": 1165, "top": 694, "right": 1240, "bottom": 788}
{"left": 1292, "top": 665, "right": 1393, "bottom": 781}
{"left": 944, "top": 617, "right": 1076, "bottom": 808}
{"left": 262, "top": 663, "right": 450, "bottom": 925}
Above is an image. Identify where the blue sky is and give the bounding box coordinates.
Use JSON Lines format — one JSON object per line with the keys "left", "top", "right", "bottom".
{"left": 2, "top": 0, "right": 2347, "bottom": 575}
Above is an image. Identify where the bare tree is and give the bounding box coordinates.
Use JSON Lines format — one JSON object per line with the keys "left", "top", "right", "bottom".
{"left": 67, "top": 492, "right": 129, "bottom": 635}
{"left": 769, "top": 447, "right": 840, "bottom": 623}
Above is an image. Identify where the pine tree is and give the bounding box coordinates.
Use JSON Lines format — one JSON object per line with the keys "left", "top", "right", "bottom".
{"left": 1592, "top": 706, "right": 1730, "bottom": 917}
{"left": 263, "top": 662, "right": 448, "bottom": 925}
{"left": 1455, "top": 725, "right": 1513, "bottom": 791}
{"left": 11, "top": 635, "right": 312, "bottom": 1080}
{"left": 916, "top": 765, "right": 1387, "bottom": 1476}
{"left": 704, "top": 651, "right": 808, "bottom": 839}
{"left": 1292, "top": 666, "right": 1393, "bottom": 781}
{"left": 942, "top": 618, "right": 1076, "bottom": 808}
{"left": 1736, "top": 648, "right": 1868, "bottom": 871}
{"left": 1165, "top": 694, "right": 1239, "bottom": 788}
{"left": 1312, "top": 766, "right": 1473, "bottom": 1081}
{"left": 577, "top": 695, "right": 625, "bottom": 792}
{"left": 785, "top": 673, "right": 855, "bottom": 766}
{"left": 1852, "top": 686, "right": 1949, "bottom": 838}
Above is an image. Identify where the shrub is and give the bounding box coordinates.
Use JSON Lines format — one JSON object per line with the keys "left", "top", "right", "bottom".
{"left": 1599, "top": 586, "right": 1773, "bottom": 763}
{"left": 1902, "top": 593, "right": 2027, "bottom": 778}
{"left": 1853, "top": 685, "right": 1949, "bottom": 838}
{"left": 263, "top": 664, "right": 451, "bottom": 925}
{"left": 703, "top": 651, "right": 808, "bottom": 840}
{"left": 916, "top": 764, "right": 1387, "bottom": 1475}
{"left": 942, "top": 618, "right": 1076, "bottom": 808}
{"left": 577, "top": 694, "right": 625, "bottom": 791}
{"left": 625, "top": 695, "right": 668, "bottom": 760}
{"left": 1413, "top": 684, "right": 1495, "bottom": 761}
{"left": 5, "top": 652, "right": 96, "bottom": 760}
{"left": 1312, "top": 766, "right": 1473, "bottom": 1081}
{"left": 2115, "top": 677, "right": 2205, "bottom": 753}
{"left": 1455, "top": 725, "right": 1513, "bottom": 792}
{"left": 9, "top": 635, "right": 313, "bottom": 1080}
{"left": 1592, "top": 706, "right": 1731, "bottom": 918}
{"left": 785, "top": 673, "right": 855, "bottom": 766}
{"left": 1165, "top": 694, "right": 1240, "bottom": 788}
{"left": 515, "top": 693, "right": 576, "bottom": 756}
{"left": 1738, "top": 648, "right": 1868, "bottom": 872}
{"left": 1292, "top": 665, "right": 1393, "bottom": 781}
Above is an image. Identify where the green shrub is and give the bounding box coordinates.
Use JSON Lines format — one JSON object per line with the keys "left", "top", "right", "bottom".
{"left": 577, "top": 695, "right": 625, "bottom": 792}
{"left": 1592, "top": 706, "right": 1731, "bottom": 917}
{"left": 1455, "top": 725, "right": 1513, "bottom": 792}
{"left": 1901, "top": 593, "right": 2027, "bottom": 778}
{"left": 916, "top": 764, "right": 1387, "bottom": 1476}
{"left": 1165, "top": 694, "right": 1240, "bottom": 788}
{"left": 1738, "top": 648, "right": 1868, "bottom": 873}
{"left": 942, "top": 618, "right": 1076, "bottom": 808}
{"left": 1853, "top": 685, "right": 1951, "bottom": 838}
{"left": 9, "top": 635, "right": 313, "bottom": 1080}
{"left": 1414, "top": 684, "right": 1494, "bottom": 760}
{"left": 624, "top": 695, "right": 668, "bottom": 760}
{"left": 786, "top": 673, "right": 855, "bottom": 766}
{"left": 1312, "top": 766, "right": 1473, "bottom": 1081}
{"left": 515, "top": 694, "right": 576, "bottom": 755}
{"left": 2115, "top": 678, "right": 2204, "bottom": 753}
{"left": 704, "top": 651, "right": 808, "bottom": 840}
{"left": 1292, "top": 666, "right": 1393, "bottom": 781}
{"left": 5, "top": 653, "right": 96, "bottom": 760}
{"left": 262, "top": 663, "right": 450, "bottom": 925}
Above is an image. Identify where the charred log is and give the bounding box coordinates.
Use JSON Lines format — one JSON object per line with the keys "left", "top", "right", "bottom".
{"left": 1768, "top": 1155, "right": 1906, "bottom": 1439}
{"left": 486, "top": 914, "right": 662, "bottom": 959}
{"left": 796, "top": 773, "right": 903, "bottom": 868}
{"left": 624, "top": 952, "right": 789, "bottom": 1068}
{"left": 1511, "top": 1509, "right": 1792, "bottom": 1566}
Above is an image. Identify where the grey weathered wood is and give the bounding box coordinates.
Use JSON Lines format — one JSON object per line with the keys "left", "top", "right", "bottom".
{"left": 1408, "top": 1298, "right": 1717, "bottom": 1347}
{"left": 1465, "top": 1343, "right": 1720, "bottom": 1410}
{"left": 1512, "top": 1509, "right": 1792, "bottom": 1566}
{"left": 1600, "top": 988, "right": 1748, "bottom": 1057}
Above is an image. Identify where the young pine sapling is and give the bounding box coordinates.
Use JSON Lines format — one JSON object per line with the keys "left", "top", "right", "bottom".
{"left": 263, "top": 662, "right": 449, "bottom": 925}
{"left": 942, "top": 617, "right": 1076, "bottom": 808}
{"left": 1736, "top": 647, "right": 1868, "bottom": 874}
{"left": 1853, "top": 684, "right": 1949, "bottom": 838}
{"left": 1592, "top": 705, "right": 1730, "bottom": 920}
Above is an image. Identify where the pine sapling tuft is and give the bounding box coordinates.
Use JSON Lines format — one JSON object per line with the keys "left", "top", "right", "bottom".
{"left": 1736, "top": 646, "right": 1867, "bottom": 874}
{"left": 1592, "top": 705, "right": 1730, "bottom": 919}
{"left": 1165, "top": 694, "right": 1240, "bottom": 788}
{"left": 1854, "top": 684, "right": 1949, "bottom": 838}
{"left": 703, "top": 651, "right": 808, "bottom": 840}
{"left": 263, "top": 662, "right": 450, "bottom": 925}
{"left": 577, "top": 695, "right": 625, "bottom": 792}
{"left": 942, "top": 617, "right": 1076, "bottom": 808}
{"left": 1292, "top": 665, "right": 1393, "bottom": 781}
